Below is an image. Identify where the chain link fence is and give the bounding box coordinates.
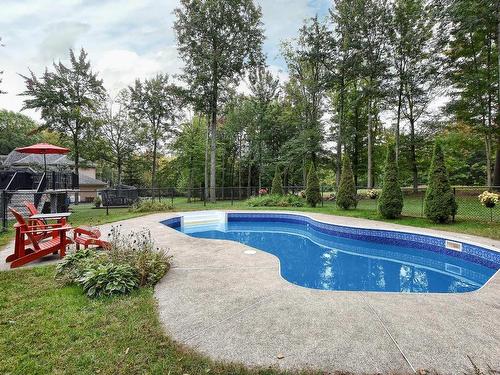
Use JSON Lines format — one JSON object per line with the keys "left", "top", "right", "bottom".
{"left": 1, "top": 185, "right": 499, "bottom": 231}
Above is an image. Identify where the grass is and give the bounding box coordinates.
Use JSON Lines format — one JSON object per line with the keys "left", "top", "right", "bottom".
{"left": 0, "top": 265, "right": 375, "bottom": 375}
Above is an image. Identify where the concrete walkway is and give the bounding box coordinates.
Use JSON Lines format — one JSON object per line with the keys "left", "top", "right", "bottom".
{"left": 1, "top": 211, "right": 499, "bottom": 373}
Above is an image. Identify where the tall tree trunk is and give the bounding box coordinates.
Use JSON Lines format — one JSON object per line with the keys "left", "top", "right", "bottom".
{"left": 367, "top": 98, "right": 373, "bottom": 189}
{"left": 238, "top": 135, "right": 242, "bottom": 199}
{"left": 209, "top": 110, "right": 217, "bottom": 202}
{"left": 117, "top": 156, "right": 122, "bottom": 186}
{"left": 204, "top": 117, "right": 209, "bottom": 200}
{"left": 247, "top": 162, "right": 252, "bottom": 196}
{"left": 409, "top": 118, "right": 418, "bottom": 192}
{"left": 221, "top": 151, "right": 225, "bottom": 200}
{"left": 188, "top": 155, "right": 193, "bottom": 202}
{"left": 485, "top": 135, "right": 492, "bottom": 187}
{"left": 494, "top": 1, "right": 500, "bottom": 190}
{"left": 395, "top": 77, "right": 403, "bottom": 163}
{"left": 493, "top": 139, "right": 500, "bottom": 189}
{"left": 406, "top": 86, "right": 418, "bottom": 192}
{"left": 73, "top": 132, "right": 80, "bottom": 205}
{"left": 151, "top": 135, "right": 158, "bottom": 198}
{"left": 336, "top": 75, "right": 345, "bottom": 188}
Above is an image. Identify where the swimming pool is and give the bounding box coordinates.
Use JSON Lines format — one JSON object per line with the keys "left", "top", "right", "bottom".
{"left": 162, "top": 212, "right": 500, "bottom": 293}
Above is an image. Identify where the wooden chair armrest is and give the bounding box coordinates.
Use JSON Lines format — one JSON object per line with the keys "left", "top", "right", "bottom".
{"left": 21, "top": 225, "right": 72, "bottom": 235}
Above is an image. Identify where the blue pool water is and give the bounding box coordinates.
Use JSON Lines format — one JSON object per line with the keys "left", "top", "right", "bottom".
{"left": 173, "top": 218, "right": 497, "bottom": 293}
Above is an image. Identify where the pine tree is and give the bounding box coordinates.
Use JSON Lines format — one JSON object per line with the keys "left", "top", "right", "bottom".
{"left": 336, "top": 155, "right": 357, "bottom": 210}
{"left": 305, "top": 164, "right": 321, "bottom": 207}
{"left": 378, "top": 143, "right": 403, "bottom": 219}
{"left": 424, "top": 141, "right": 458, "bottom": 223}
{"left": 271, "top": 165, "right": 284, "bottom": 195}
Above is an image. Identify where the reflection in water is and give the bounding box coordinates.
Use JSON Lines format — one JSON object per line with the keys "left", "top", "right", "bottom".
{"left": 180, "top": 221, "right": 496, "bottom": 293}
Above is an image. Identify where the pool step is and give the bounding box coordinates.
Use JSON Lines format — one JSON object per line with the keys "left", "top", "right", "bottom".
{"left": 182, "top": 211, "right": 227, "bottom": 227}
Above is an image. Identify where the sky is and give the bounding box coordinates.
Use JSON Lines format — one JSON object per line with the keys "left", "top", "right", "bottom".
{"left": 0, "top": 0, "right": 331, "bottom": 121}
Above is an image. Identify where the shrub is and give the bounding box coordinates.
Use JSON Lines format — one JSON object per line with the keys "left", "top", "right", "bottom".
{"left": 336, "top": 155, "right": 357, "bottom": 210}
{"left": 130, "top": 199, "right": 173, "bottom": 213}
{"left": 305, "top": 164, "right": 321, "bottom": 207}
{"left": 271, "top": 166, "right": 284, "bottom": 195}
{"left": 55, "top": 248, "right": 99, "bottom": 284}
{"left": 424, "top": 141, "right": 457, "bottom": 223}
{"left": 56, "top": 226, "right": 171, "bottom": 297}
{"left": 94, "top": 196, "right": 102, "bottom": 208}
{"left": 378, "top": 144, "right": 403, "bottom": 219}
{"left": 78, "top": 263, "right": 139, "bottom": 298}
{"left": 247, "top": 194, "right": 305, "bottom": 207}
{"left": 107, "top": 226, "right": 171, "bottom": 287}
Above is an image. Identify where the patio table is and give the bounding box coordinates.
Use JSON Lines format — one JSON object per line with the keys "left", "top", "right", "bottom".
{"left": 30, "top": 212, "right": 72, "bottom": 225}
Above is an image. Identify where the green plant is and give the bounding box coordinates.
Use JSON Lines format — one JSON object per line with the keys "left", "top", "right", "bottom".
{"left": 378, "top": 144, "right": 403, "bottom": 219}
{"left": 305, "top": 164, "right": 321, "bottom": 207}
{"left": 130, "top": 199, "right": 173, "bottom": 213}
{"left": 55, "top": 248, "right": 99, "bottom": 283}
{"left": 246, "top": 194, "right": 305, "bottom": 207}
{"left": 78, "top": 263, "right": 139, "bottom": 298}
{"left": 336, "top": 155, "right": 357, "bottom": 210}
{"left": 271, "top": 165, "right": 284, "bottom": 195}
{"left": 94, "top": 196, "right": 102, "bottom": 208}
{"left": 107, "top": 226, "right": 172, "bottom": 287}
{"left": 424, "top": 141, "right": 458, "bottom": 223}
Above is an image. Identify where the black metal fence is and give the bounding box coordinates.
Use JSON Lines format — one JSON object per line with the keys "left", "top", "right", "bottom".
{"left": 1, "top": 185, "right": 499, "bottom": 231}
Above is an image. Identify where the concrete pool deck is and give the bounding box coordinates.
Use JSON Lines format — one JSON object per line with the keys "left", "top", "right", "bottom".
{"left": 1, "top": 210, "right": 499, "bottom": 373}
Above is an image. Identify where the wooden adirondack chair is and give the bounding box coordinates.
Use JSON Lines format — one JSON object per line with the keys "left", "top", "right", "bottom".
{"left": 6, "top": 207, "right": 72, "bottom": 269}
{"left": 24, "top": 201, "right": 110, "bottom": 251}
{"left": 74, "top": 226, "right": 111, "bottom": 250}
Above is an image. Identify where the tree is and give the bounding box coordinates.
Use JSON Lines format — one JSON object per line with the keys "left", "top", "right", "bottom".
{"left": 282, "top": 16, "right": 333, "bottom": 182}
{"left": 378, "top": 143, "right": 403, "bottom": 219}
{"left": 174, "top": 0, "right": 264, "bottom": 202}
{"left": 424, "top": 141, "right": 457, "bottom": 223}
{"left": 0, "top": 110, "right": 42, "bottom": 154}
{"left": 249, "top": 65, "right": 280, "bottom": 189}
{"left": 128, "top": 74, "right": 181, "bottom": 192}
{"left": 337, "top": 154, "right": 357, "bottom": 210}
{"left": 171, "top": 115, "right": 206, "bottom": 199}
{"left": 271, "top": 165, "right": 284, "bottom": 195}
{"left": 98, "top": 90, "right": 137, "bottom": 185}
{"left": 20, "top": 48, "right": 106, "bottom": 178}
{"left": 390, "top": 0, "right": 441, "bottom": 192}
{"left": 445, "top": 0, "right": 498, "bottom": 187}
{"left": 306, "top": 163, "right": 321, "bottom": 207}
{"left": 358, "top": 0, "right": 391, "bottom": 188}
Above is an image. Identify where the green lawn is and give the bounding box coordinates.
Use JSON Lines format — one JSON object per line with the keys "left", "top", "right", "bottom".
{"left": 0, "top": 265, "right": 327, "bottom": 375}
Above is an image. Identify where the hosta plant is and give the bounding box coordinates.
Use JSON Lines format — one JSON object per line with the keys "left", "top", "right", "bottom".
{"left": 78, "top": 263, "right": 139, "bottom": 298}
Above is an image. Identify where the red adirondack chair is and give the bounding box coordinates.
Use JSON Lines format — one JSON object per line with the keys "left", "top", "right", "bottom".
{"left": 74, "top": 226, "right": 111, "bottom": 250}
{"left": 7, "top": 207, "right": 72, "bottom": 268}
{"left": 24, "top": 201, "right": 110, "bottom": 250}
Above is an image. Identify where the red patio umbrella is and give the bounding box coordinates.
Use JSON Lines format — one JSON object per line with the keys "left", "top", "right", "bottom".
{"left": 15, "top": 143, "right": 70, "bottom": 174}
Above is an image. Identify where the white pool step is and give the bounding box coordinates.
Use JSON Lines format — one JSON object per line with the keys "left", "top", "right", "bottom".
{"left": 181, "top": 211, "right": 227, "bottom": 227}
